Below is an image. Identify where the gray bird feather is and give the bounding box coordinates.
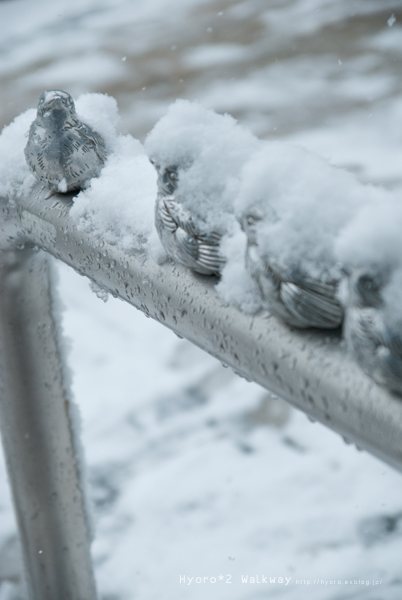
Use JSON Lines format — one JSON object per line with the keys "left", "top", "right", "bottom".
{"left": 345, "top": 268, "right": 402, "bottom": 396}
{"left": 152, "top": 162, "right": 225, "bottom": 276}
{"left": 25, "top": 90, "right": 107, "bottom": 193}
{"left": 155, "top": 192, "right": 225, "bottom": 275}
{"left": 241, "top": 210, "right": 344, "bottom": 329}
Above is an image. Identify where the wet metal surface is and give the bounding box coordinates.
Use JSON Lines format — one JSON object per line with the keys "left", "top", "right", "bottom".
{"left": 0, "top": 243, "right": 97, "bottom": 599}
{"left": 2, "top": 184, "right": 402, "bottom": 473}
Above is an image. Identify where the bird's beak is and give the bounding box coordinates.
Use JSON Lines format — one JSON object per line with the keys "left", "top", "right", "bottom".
{"left": 42, "top": 96, "right": 65, "bottom": 114}
{"left": 47, "top": 97, "right": 63, "bottom": 107}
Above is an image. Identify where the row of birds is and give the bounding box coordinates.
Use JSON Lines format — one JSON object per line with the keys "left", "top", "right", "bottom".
{"left": 24, "top": 89, "right": 402, "bottom": 397}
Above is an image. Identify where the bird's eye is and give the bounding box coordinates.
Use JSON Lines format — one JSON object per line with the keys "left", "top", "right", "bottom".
{"left": 246, "top": 215, "right": 256, "bottom": 226}
{"left": 167, "top": 169, "right": 178, "bottom": 181}
{"left": 358, "top": 274, "right": 380, "bottom": 295}
{"left": 362, "top": 277, "right": 374, "bottom": 290}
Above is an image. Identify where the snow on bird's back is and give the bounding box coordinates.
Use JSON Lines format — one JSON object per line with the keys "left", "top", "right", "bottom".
{"left": 75, "top": 93, "right": 120, "bottom": 153}
{"left": 336, "top": 192, "right": 402, "bottom": 271}
{"left": 70, "top": 93, "right": 157, "bottom": 252}
{"left": 235, "top": 141, "right": 387, "bottom": 280}
{"left": 336, "top": 192, "right": 402, "bottom": 323}
{"left": 144, "top": 99, "right": 260, "bottom": 233}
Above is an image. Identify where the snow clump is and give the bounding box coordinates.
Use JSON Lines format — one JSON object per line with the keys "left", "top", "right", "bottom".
{"left": 235, "top": 142, "right": 392, "bottom": 281}
{"left": 70, "top": 93, "right": 157, "bottom": 253}
{"left": 145, "top": 99, "right": 261, "bottom": 308}
{"left": 336, "top": 193, "right": 402, "bottom": 323}
{"left": 144, "top": 99, "right": 260, "bottom": 236}
{"left": 336, "top": 193, "right": 402, "bottom": 271}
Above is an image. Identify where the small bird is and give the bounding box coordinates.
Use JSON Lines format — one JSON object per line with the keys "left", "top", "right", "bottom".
{"left": 145, "top": 100, "right": 259, "bottom": 276}
{"left": 233, "top": 141, "right": 370, "bottom": 329}
{"left": 151, "top": 162, "right": 225, "bottom": 275}
{"left": 25, "top": 90, "right": 107, "bottom": 193}
{"left": 240, "top": 207, "right": 344, "bottom": 329}
{"left": 344, "top": 267, "right": 402, "bottom": 395}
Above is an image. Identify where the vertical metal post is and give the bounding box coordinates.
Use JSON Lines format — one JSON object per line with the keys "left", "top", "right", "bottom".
{"left": 0, "top": 247, "right": 97, "bottom": 600}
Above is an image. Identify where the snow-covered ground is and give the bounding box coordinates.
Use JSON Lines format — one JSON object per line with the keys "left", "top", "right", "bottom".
{"left": 1, "top": 0, "right": 402, "bottom": 598}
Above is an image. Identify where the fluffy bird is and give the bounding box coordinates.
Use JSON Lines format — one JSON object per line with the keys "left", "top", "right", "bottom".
{"left": 345, "top": 267, "right": 402, "bottom": 395}
{"left": 25, "top": 90, "right": 107, "bottom": 193}
{"left": 240, "top": 207, "right": 344, "bottom": 328}
{"left": 151, "top": 162, "right": 225, "bottom": 275}
{"left": 145, "top": 100, "right": 259, "bottom": 275}
{"left": 233, "top": 142, "right": 369, "bottom": 330}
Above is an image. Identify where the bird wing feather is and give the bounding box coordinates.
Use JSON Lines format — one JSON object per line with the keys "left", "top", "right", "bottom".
{"left": 290, "top": 269, "right": 339, "bottom": 296}
{"left": 159, "top": 199, "right": 178, "bottom": 232}
{"left": 74, "top": 121, "right": 108, "bottom": 163}
{"left": 174, "top": 227, "right": 199, "bottom": 261}
{"left": 198, "top": 230, "right": 222, "bottom": 245}
{"left": 163, "top": 198, "right": 224, "bottom": 273}
{"left": 280, "top": 281, "right": 343, "bottom": 328}
{"left": 197, "top": 243, "right": 225, "bottom": 273}
{"left": 164, "top": 199, "right": 196, "bottom": 235}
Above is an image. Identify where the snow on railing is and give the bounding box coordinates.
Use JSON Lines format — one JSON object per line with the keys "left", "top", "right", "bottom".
{"left": 2, "top": 185, "right": 402, "bottom": 599}
{"left": 4, "top": 183, "right": 402, "bottom": 470}
{"left": 1, "top": 95, "right": 402, "bottom": 599}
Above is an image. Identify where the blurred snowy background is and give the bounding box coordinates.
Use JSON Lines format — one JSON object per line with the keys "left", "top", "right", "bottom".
{"left": 1, "top": 0, "right": 402, "bottom": 598}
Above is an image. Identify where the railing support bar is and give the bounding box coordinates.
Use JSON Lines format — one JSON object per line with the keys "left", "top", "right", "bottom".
{"left": 0, "top": 247, "right": 97, "bottom": 600}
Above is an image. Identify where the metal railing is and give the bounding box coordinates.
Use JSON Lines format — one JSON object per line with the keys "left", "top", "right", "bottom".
{"left": 1, "top": 182, "right": 402, "bottom": 598}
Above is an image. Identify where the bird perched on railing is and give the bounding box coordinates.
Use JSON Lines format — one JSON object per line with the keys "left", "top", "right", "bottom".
{"left": 150, "top": 162, "right": 225, "bottom": 275}
{"left": 235, "top": 143, "right": 371, "bottom": 329}
{"left": 344, "top": 267, "right": 402, "bottom": 395}
{"left": 145, "top": 100, "right": 260, "bottom": 275}
{"left": 334, "top": 188, "right": 402, "bottom": 394}
{"left": 25, "top": 90, "right": 107, "bottom": 193}
{"left": 239, "top": 206, "right": 344, "bottom": 328}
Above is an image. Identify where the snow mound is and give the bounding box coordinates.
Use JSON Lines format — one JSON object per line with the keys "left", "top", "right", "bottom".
{"left": 236, "top": 142, "right": 392, "bottom": 279}
{"left": 335, "top": 187, "right": 402, "bottom": 323}
{"left": 70, "top": 93, "right": 157, "bottom": 252}
{"left": 336, "top": 194, "right": 402, "bottom": 270}
{"left": 70, "top": 134, "right": 157, "bottom": 253}
{"left": 216, "top": 141, "right": 398, "bottom": 313}
{"left": 216, "top": 222, "right": 263, "bottom": 314}
{"left": 75, "top": 93, "right": 121, "bottom": 153}
{"left": 144, "top": 99, "right": 260, "bottom": 234}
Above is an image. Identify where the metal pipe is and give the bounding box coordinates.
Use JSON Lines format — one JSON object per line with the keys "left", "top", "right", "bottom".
{"left": 0, "top": 245, "right": 97, "bottom": 600}
{"left": 2, "top": 184, "right": 402, "bottom": 476}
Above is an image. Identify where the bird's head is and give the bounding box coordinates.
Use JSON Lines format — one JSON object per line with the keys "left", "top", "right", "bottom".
{"left": 349, "top": 267, "right": 389, "bottom": 310}
{"left": 37, "top": 90, "right": 76, "bottom": 119}
{"left": 150, "top": 159, "right": 180, "bottom": 197}
{"left": 238, "top": 207, "right": 263, "bottom": 247}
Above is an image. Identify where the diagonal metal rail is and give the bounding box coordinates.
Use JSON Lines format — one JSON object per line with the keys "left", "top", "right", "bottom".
{"left": 3, "top": 183, "right": 402, "bottom": 470}
{"left": 1, "top": 181, "right": 402, "bottom": 596}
